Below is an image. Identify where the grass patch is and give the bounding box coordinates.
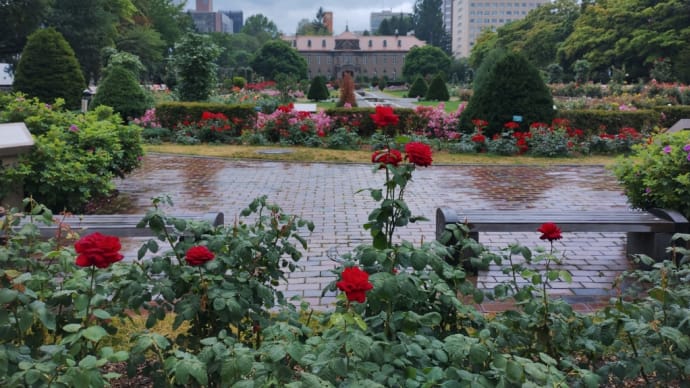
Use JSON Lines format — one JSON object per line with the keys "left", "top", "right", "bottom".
{"left": 145, "top": 143, "right": 617, "bottom": 166}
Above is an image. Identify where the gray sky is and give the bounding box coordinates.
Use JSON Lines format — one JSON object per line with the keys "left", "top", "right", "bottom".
{"left": 185, "top": 0, "right": 415, "bottom": 34}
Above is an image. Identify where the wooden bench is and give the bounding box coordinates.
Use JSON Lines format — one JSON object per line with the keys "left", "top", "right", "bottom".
{"left": 2, "top": 212, "right": 224, "bottom": 239}
{"left": 435, "top": 207, "right": 689, "bottom": 261}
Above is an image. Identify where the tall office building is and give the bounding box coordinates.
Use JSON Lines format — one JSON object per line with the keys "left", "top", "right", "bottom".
{"left": 196, "top": 0, "right": 212, "bottom": 12}
{"left": 370, "top": 10, "right": 412, "bottom": 33}
{"left": 451, "top": 0, "right": 549, "bottom": 58}
{"left": 442, "top": 0, "right": 453, "bottom": 36}
{"left": 222, "top": 10, "right": 244, "bottom": 33}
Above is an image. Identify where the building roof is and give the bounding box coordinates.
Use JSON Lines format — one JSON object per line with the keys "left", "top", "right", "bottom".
{"left": 283, "top": 30, "right": 425, "bottom": 52}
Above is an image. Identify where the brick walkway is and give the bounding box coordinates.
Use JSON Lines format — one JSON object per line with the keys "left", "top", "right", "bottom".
{"left": 115, "top": 154, "right": 632, "bottom": 311}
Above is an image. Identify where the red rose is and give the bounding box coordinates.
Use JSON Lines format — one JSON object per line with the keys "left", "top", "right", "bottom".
{"left": 75, "top": 232, "right": 124, "bottom": 268}
{"left": 372, "top": 148, "right": 403, "bottom": 167}
{"left": 538, "top": 223, "right": 562, "bottom": 241}
{"left": 370, "top": 106, "right": 399, "bottom": 128}
{"left": 471, "top": 133, "right": 486, "bottom": 143}
{"left": 404, "top": 142, "right": 433, "bottom": 167}
{"left": 336, "top": 267, "right": 373, "bottom": 303}
{"left": 185, "top": 246, "right": 215, "bottom": 266}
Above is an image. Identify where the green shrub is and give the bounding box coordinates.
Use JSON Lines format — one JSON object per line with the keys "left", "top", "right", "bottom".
{"left": 461, "top": 52, "right": 554, "bottom": 137}
{"left": 326, "top": 127, "right": 360, "bottom": 150}
{"left": 425, "top": 73, "right": 450, "bottom": 101}
{"left": 173, "top": 33, "right": 220, "bottom": 101}
{"left": 654, "top": 105, "right": 690, "bottom": 129}
{"left": 307, "top": 75, "right": 329, "bottom": 101}
{"left": 12, "top": 27, "right": 85, "bottom": 109}
{"left": 612, "top": 131, "right": 690, "bottom": 219}
{"left": 91, "top": 65, "right": 150, "bottom": 121}
{"left": 232, "top": 76, "right": 246, "bottom": 89}
{"left": 407, "top": 76, "right": 428, "bottom": 98}
{"left": 560, "top": 109, "right": 658, "bottom": 134}
{"left": 0, "top": 97, "right": 143, "bottom": 211}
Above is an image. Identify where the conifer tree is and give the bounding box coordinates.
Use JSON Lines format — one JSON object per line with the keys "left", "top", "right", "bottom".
{"left": 408, "top": 76, "right": 428, "bottom": 98}
{"left": 425, "top": 73, "right": 449, "bottom": 101}
{"left": 13, "top": 27, "right": 85, "bottom": 109}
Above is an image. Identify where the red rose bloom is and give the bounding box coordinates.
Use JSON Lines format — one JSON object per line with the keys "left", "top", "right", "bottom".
{"left": 372, "top": 148, "right": 403, "bottom": 167}
{"left": 538, "top": 223, "right": 562, "bottom": 241}
{"left": 370, "top": 106, "right": 399, "bottom": 128}
{"left": 404, "top": 142, "right": 433, "bottom": 167}
{"left": 336, "top": 267, "right": 373, "bottom": 303}
{"left": 75, "top": 232, "right": 124, "bottom": 268}
{"left": 185, "top": 246, "right": 215, "bottom": 266}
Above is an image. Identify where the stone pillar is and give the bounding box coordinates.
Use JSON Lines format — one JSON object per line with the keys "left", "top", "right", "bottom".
{"left": 0, "top": 123, "right": 34, "bottom": 210}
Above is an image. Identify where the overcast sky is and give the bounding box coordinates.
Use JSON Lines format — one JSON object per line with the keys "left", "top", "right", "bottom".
{"left": 185, "top": 0, "right": 415, "bottom": 34}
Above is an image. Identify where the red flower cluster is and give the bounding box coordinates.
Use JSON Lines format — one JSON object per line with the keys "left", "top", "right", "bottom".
{"left": 405, "top": 142, "right": 433, "bottom": 167}
{"left": 201, "top": 111, "right": 229, "bottom": 121}
{"left": 370, "top": 106, "right": 399, "bottom": 128}
{"left": 277, "top": 103, "right": 294, "bottom": 113}
{"left": 472, "top": 119, "right": 488, "bottom": 129}
{"left": 471, "top": 133, "right": 486, "bottom": 143}
{"left": 513, "top": 131, "right": 532, "bottom": 154}
{"left": 336, "top": 267, "right": 373, "bottom": 303}
{"left": 538, "top": 222, "right": 562, "bottom": 241}
{"left": 504, "top": 121, "right": 520, "bottom": 130}
{"left": 75, "top": 232, "right": 124, "bottom": 268}
{"left": 372, "top": 148, "right": 403, "bottom": 167}
{"left": 185, "top": 246, "right": 215, "bottom": 266}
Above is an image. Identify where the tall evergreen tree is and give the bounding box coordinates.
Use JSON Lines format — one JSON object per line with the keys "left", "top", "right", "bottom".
{"left": 461, "top": 52, "right": 554, "bottom": 137}
{"left": 413, "top": 0, "right": 451, "bottom": 53}
{"left": 13, "top": 28, "right": 85, "bottom": 109}
{"left": 173, "top": 33, "right": 220, "bottom": 101}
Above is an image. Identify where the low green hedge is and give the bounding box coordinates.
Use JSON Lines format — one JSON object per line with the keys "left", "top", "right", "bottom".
{"left": 156, "top": 101, "right": 257, "bottom": 129}
{"left": 325, "top": 107, "right": 415, "bottom": 137}
{"left": 654, "top": 105, "right": 690, "bottom": 129}
{"left": 559, "top": 109, "right": 659, "bottom": 134}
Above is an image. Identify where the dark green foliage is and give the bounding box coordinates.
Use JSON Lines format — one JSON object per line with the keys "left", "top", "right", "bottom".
{"left": 377, "top": 76, "right": 387, "bottom": 91}
{"left": 155, "top": 101, "right": 257, "bottom": 129}
{"left": 560, "top": 109, "right": 658, "bottom": 135}
{"left": 471, "top": 48, "right": 507, "bottom": 94}
{"left": 173, "top": 33, "right": 220, "bottom": 101}
{"left": 461, "top": 52, "right": 554, "bottom": 137}
{"left": 408, "top": 76, "right": 428, "bottom": 98}
{"left": 91, "top": 66, "right": 150, "bottom": 120}
{"left": 13, "top": 28, "right": 85, "bottom": 109}
{"left": 402, "top": 45, "right": 451, "bottom": 81}
{"left": 251, "top": 40, "right": 307, "bottom": 81}
{"left": 425, "top": 73, "right": 449, "bottom": 101}
{"left": 325, "top": 107, "right": 415, "bottom": 137}
{"left": 307, "top": 76, "right": 329, "bottom": 101}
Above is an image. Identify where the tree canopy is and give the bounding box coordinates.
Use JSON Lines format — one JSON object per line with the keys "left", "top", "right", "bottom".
{"left": 402, "top": 45, "right": 451, "bottom": 82}
{"left": 250, "top": 40, "right": 307, "bottom": 81}
{"left": 471, "top": 0, "right": 690, "bottom": 83}
{"left": 413, "top": 0, "right": 451, "bottom": 53}
{"left": 242, "top": 14, "right": 280, "bottom": 44}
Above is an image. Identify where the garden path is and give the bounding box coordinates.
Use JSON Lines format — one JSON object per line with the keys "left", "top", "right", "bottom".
{"left": 115, "top": 154, "right": 631, "bottom": 312}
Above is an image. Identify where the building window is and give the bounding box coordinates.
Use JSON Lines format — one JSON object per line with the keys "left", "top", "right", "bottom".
{"left": 327, "top": 57, "right": 332, "bottom": 64}
{"left": 322, "top": 39, "right": 326, "bottom": 48}
{"left": 363, "top": 56, "right": 367, "bottom": 64}
{"left": 383, "top": 40, "right": 387, "bottom": 47}
{"left": 397, "top": 40, "right": 401, "bottom": 47}
{"left": 307, "top": 40, "right": 311, "bottom": 48}
{"left": 317, "top": 56, "right": 321, "bottom": 65}
{"left": 368, "top": 40, "right": 372, "bottom": 47}
{"left": 292, "top": 40, "right": 296, "bottom": 47}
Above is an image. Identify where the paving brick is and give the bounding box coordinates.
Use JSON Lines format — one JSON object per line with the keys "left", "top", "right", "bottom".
{"left": 115, "top": 155, "right": 638, "bottom": 312}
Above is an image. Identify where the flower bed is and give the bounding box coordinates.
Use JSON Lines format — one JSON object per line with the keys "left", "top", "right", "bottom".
{"left": 2, "top": 110, "right": 689, "bottom": 387}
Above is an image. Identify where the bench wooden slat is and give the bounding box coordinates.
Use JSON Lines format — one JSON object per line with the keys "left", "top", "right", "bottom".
{"left": 436, "top": 207, "right": 689, "bottom": 261}
{"left": 3, "top": 212, "right": 224, "bottom": 239}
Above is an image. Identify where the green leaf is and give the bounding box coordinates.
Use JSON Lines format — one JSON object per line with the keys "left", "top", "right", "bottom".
{"left": 0, "top": 288, "right": 18, "bottom": 304}
{"left": 82, "top": 326, "right": 108, "bottom": 342}
{"left": 92, "top": 309, "right": 111, "bottom": 320}
{"left": 78, "top": 355, "right": 98, "bottom": 369}
{"left": 63, "top": 323, "right": 82, "bottom": 333}
{"left": 559, "top": 270, "right": 572, "bottom": 283}
{"left": 505, "top": 360, "right": 524, "bottom": 384}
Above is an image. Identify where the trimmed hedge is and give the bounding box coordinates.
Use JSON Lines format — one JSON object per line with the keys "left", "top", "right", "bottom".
{"left": 558, "top": 109, "right": 659, "bottom": 134}
{"left": 156, "top": 101, "right": 257, "bottom": 129}
{"left": 654, "top": 105, "right": 690, "bottom": 129}
{"left": 325, "top": 107, "right": 416, "bottom": 137}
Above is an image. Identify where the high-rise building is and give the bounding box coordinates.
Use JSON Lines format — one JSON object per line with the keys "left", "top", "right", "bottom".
{"left": 442, "top": 0, "right": 453, "bottom": 36}
{"left": 370, "top": 10, "right": 412, "bottom": 34}
{"left": 451, "top": 0, "right": 549, "bottom": 58}
{"left": 222, "top": 10, "right": 243, "bottom": 33}
{"left": 196, "top": 0, "right": 212, "bottom": 12}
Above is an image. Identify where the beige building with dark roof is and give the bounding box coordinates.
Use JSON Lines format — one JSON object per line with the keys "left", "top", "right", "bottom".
{"left": 282, "top": 30, "right": 426, "bottom": 81}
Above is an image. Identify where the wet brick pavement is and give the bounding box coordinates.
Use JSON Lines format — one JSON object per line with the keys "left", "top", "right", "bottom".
{"left": 115, "top": 154, "right": 632, "bottom": 310}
